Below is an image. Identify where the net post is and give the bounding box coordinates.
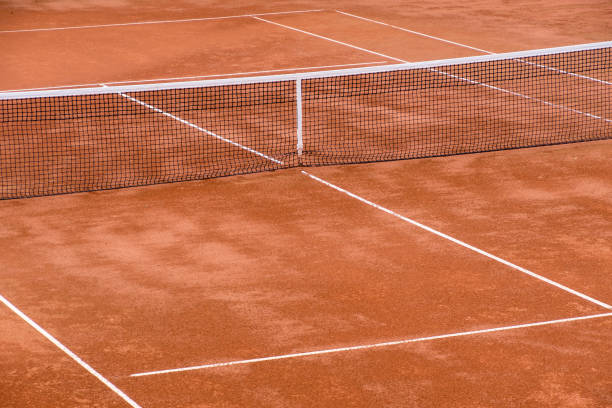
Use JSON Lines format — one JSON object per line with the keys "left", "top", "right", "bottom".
{"left": 296, "top": 78, "right": 304, "bottom": 161}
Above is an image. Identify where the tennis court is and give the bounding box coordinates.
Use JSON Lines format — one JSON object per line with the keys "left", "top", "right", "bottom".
{"left": 1, "top": 2, "right": 611, "bottom": 407}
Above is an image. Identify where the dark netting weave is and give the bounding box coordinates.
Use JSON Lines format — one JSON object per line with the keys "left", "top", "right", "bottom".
{"left": 1, "top": 44, "right": 610, "bottom": 199}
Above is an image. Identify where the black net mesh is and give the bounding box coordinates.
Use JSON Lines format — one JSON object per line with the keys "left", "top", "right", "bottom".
{"left": 1, "top": 46, "right": 610, "bottom": 199}
{"left": 301, "top": 47, "right": 611, "bottom": 164}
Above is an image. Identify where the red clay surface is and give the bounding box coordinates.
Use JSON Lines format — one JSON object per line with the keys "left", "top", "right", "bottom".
{"left": 1, "top": 1, "right": 610, "bottom": 407}
{"left": 1, "top": 169, "right": 603, "bottom": 374}
{"left": 1, "top": 1, "right": 610, "bottom": 49}
{"left": 1, "top": 165, "right": 610, "bottom": 407}
{"left": 260, "top": 11, "right": 480, "bottom": 62}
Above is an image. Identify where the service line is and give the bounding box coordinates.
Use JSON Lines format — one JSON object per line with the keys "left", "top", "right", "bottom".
{"left": 131, "top": 312, "right": 612, "bottom": 377}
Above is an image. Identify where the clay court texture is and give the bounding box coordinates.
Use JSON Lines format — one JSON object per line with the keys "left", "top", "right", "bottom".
{"left": 0, "top": 1, "right": 611, "bottom": 407}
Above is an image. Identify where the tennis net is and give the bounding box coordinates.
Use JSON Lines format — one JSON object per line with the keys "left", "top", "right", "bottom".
{"left": 1, "top": 41, "right": 610, "bottom": 200}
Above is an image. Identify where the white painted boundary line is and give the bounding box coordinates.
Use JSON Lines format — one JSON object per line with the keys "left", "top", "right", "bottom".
{"left": 0, "top": 9, "right": 324, "bottom": 33}
{"left": 336, "top": 10, "right": 490, "bottom": 54}
{"left": 130, "top": 312, "right": 612, "bottom": 377}
{"left": 302, "top": 171, "right": 612, "bottom": 310}
{"left": 0, "top": 62, "right": 388, "bottom": 94}
{"left": 335, "top": 10, "right": 612, "bottom": 86}
{"left": 252, "top": 16, "right": 406, "bottom": 63}
{"left": 0, "top": 293, "right": 141, "bottom": 407}
{"left": 102, "top": 85, "right": 283, "bottom": 165}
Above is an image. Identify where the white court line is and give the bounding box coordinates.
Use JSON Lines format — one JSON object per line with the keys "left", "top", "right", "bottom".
{"left": 252, "top": 16, "right": 406, "bottom": 63}
{"left": 0, "top": 61, "right": 388, "bottom": 94}
{"left": 0, "top": 293, "right": 141, "bottom": 407}
{"left": 302, "top": 171, "right": 612, "bottom": 310}
{"left": 336, "top": 10, "right": 612, "bottom": 86}
{"left": 433, "top": 68, "right": 611, "bottom": 123}
{"left": 253, "top": 16, "right": 610, "bottom": 123}
{"left": 100, "top": 84, "right": 283, "bottom": 165}
{"left": 130, "top": 312, "right": 612, "bottom": 377}
{"left": 336, "top": 10, "right": 491, "bottom": 54}
{"left": 0, "top": 9, "right": 324, "bottom": 33}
